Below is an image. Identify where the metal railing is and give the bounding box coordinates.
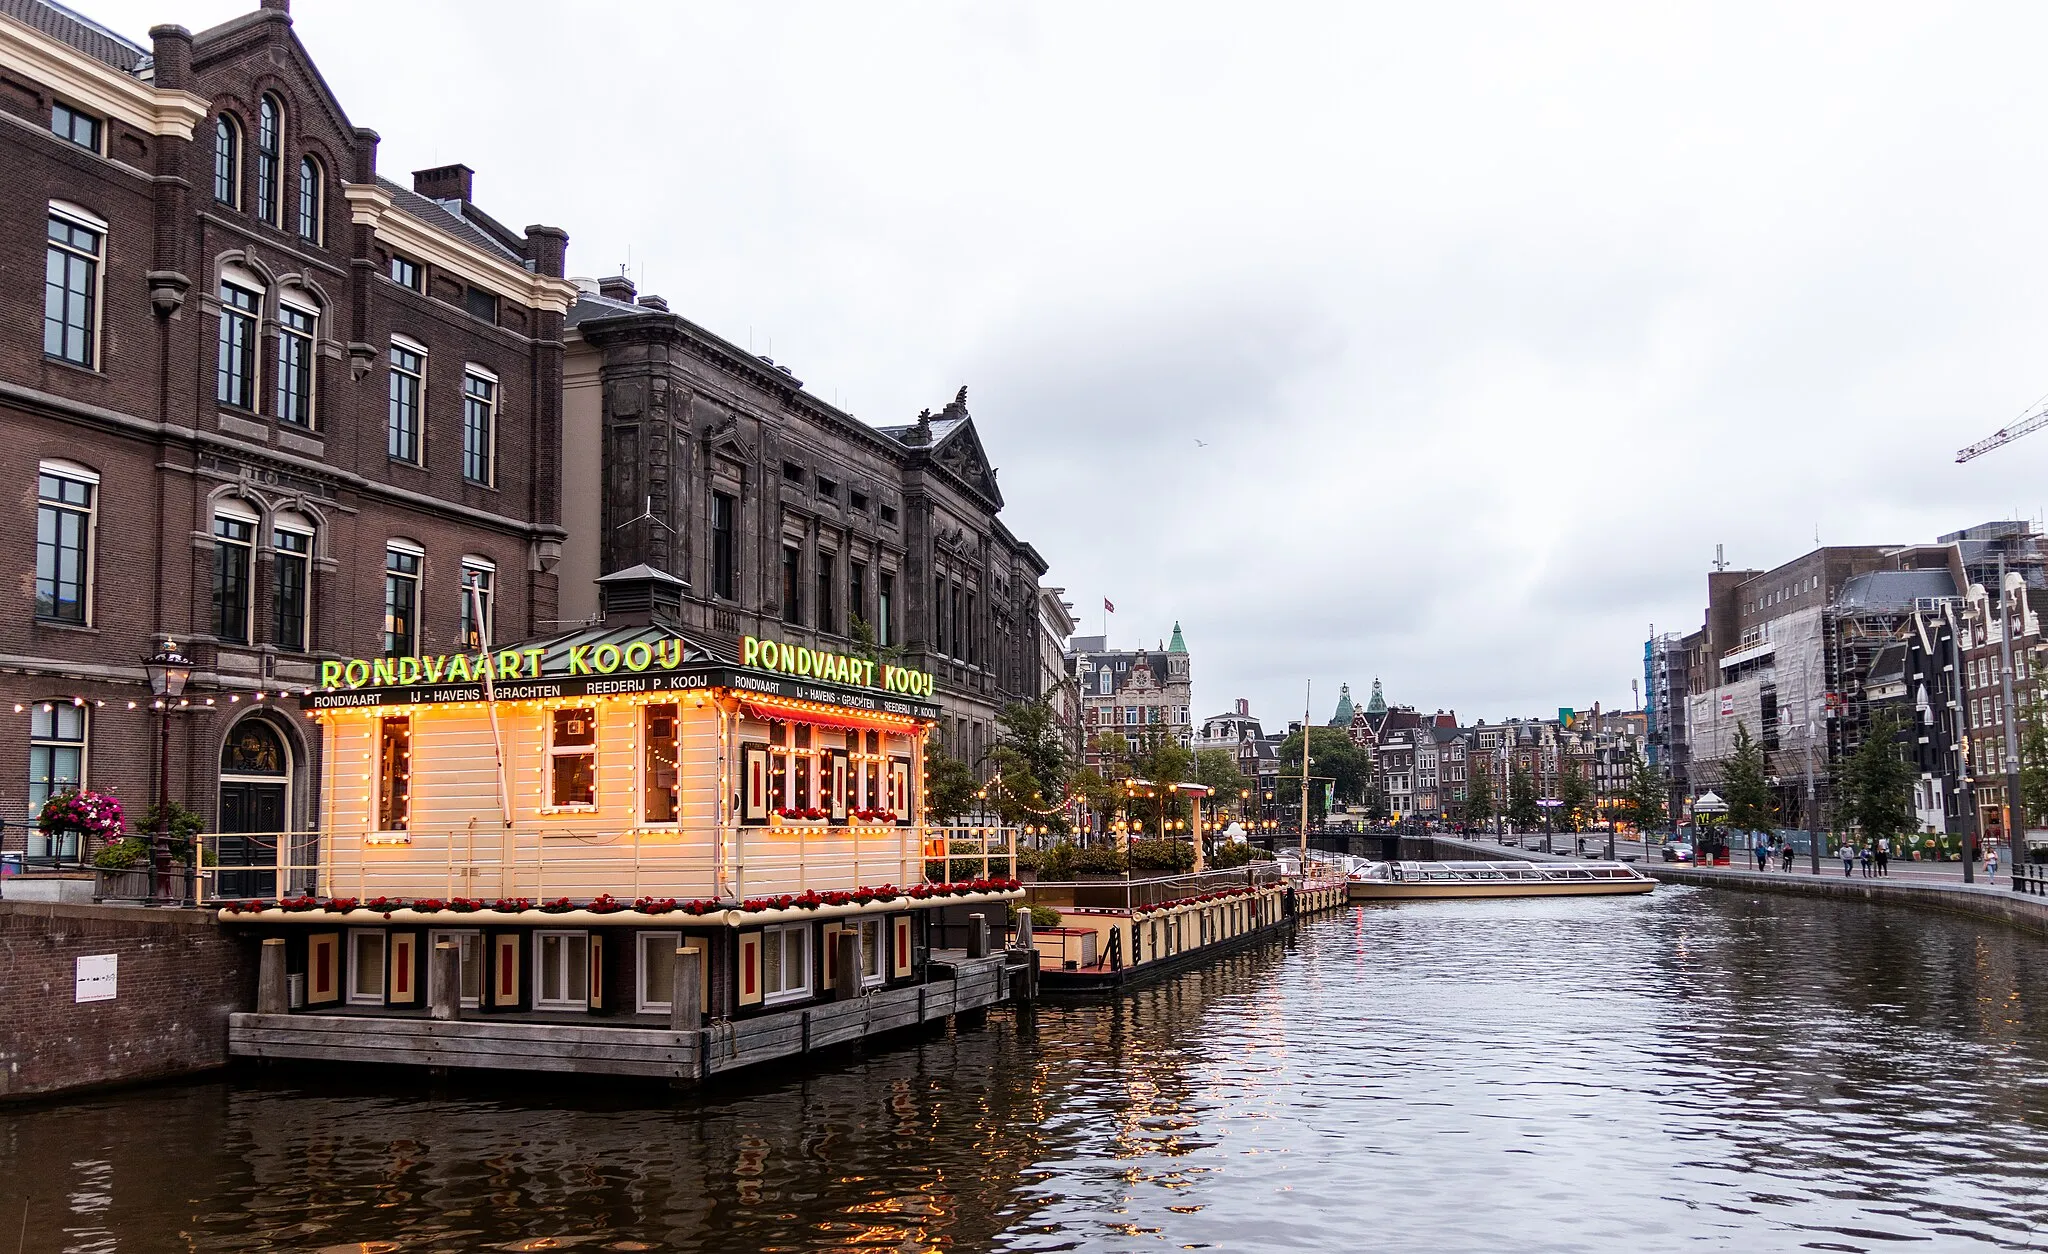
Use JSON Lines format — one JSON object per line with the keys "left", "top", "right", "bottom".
{"left": 2016, "top": 864, "right": 2048, "bottom": 896}
{"left": 1022, "top": 863, "right": 1283, "bottom": 915}
{"left": 188, "top": 823, "right": 1019, "bottom": 907}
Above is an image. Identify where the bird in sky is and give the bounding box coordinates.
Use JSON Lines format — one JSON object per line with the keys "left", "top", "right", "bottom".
{"left": 1194, "top": 439, "right": 1209, "bottom": 448}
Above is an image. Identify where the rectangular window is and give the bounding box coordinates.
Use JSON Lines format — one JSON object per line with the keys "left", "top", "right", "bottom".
{"left": 390, "top": 255, "right": 422, "bottom": 291}
{"left": 878, "top": 572, "right": 894, "bottom": 647}
{"left": 783, "top": 546, "right": 803, "bottom": 626}
{"left": 212, "top": 513, "right": 254, "bottom": 644}
{"left": 965, "top": 591, "right": 977, "bottom": 665}
{"left": 276, "top": 303, "right": 315, "bottom": 426}
{"left": 761, "top": 923, "right": 810, "bottom": 1004}
{"left": 850, "top": 490, "right": 868, "bottom": 512}
{"left": 384, "top": 545, "right": 420, "bottom": 655}
{"left": 428, "top": 929, "right": 482, "bottom": 1008}
{"left": 217, "top": 283, "right": 259, "bottom": 408}
{"left": 459, "top": 561, "right": 495, "bottom": 652}
{"left": 880, "top": 504, "right": 898, "bottom": 525}
{"left": 536, "top": 931, "right": 589, "bottom": 1009}
{"left": 817, "top": 552, "right": 836, "bottom": 635}
{"left": 850, "top": 561, "right": 867, "bottom": 633}
{"left": 462, "top": 372, "right": 496, "bottom": 484}
{"left": 934, "top": 576, "right": 948, "bottom": 655}
{"left": 45, "top": 214, "right": 101, "bottom": 366}
{"left": 387, "top": 344, "right": 424, "bottom": 463}
{"left": 50, "top": 102, "right": 100, "bottom": 151}
{"left": 643, "top": 703, "right": 680, "bottom": 824}
{"left": 856, "top": 916, "right": 884, "bottom": 986}
{"left": 950, "top": 583, "right": 963, "bottom": 659}
{"left": 377, "top": 716, "right": 411, "bottom": 831}
{"left": 783, "top": 462, "right": 805, "bottom": 485}
{"left": 550, "top": 708, "right": 597, "bottom": 808}
{"left": 348, "top": 930, "right": 387, "bottom": 1004}
{"left": 711, "top": 492, "right": 736, "bottom": 600}
{"left": 273, "top": 527, "right": 310, "bottom": 651}
{"left": 35, "top": 470, "right": 93, "bottom": 623}
{"left": 816, "top": 477, "right": 838, "bottom": 500}
{"left": 462, "top": 285, "right": 498, "bottom": 324}
{"left": 638, "top": 930, "right": 684, "bottom": 1013}
{"left": 28, "top": 702, "right": 86, "bottom": 857}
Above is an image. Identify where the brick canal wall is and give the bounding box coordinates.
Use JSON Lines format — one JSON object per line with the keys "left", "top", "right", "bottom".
{"left": 0, "top": 903, "right": 256, "bottom": 1102}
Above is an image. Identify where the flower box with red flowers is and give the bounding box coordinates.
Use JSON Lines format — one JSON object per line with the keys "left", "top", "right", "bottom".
{"left": 446, "top": 897, "right": 484, "bottom": 913}
{"left": 588, "top": 894, "right": 627, "bottom": 914}
{"left": 850, "top": 808, "right": 899, "bottom": 824}
{"left": 490, "top": 897, "right": 533, "bottom": 913}
{"left": 635, "top": 896, "right": 680, "bottom": 915}
{"left": 770, "top": 808, "right": 830, "bottom": 827}
{"left": 537, "top": 897, "right": 576, "bottom": 914}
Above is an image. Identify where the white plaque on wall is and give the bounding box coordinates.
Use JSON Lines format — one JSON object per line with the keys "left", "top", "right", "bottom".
{"left": 74, "top": 954, "right": 117, "bottom": 1003}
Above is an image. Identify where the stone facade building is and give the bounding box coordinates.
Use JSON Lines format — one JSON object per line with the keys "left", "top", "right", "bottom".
{"left": 558, "top": 278, "right": 1049, "bottom": 768}
{"left": 0, "top": 0, "right": 571, "bottom": 856}
{"left": 1068, "top": 625, "right": 1193, "bottom": 765}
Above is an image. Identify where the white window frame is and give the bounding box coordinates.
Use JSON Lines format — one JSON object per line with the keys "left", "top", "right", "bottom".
{"left": 459, "top": 556, "right": 495, "bottom": 652}
{"left": 462, "top": 365, "right": 497, "bottom": 486}
{"left": 856, "top": 916, "right": 884, "bottom": 987}
{"left": 217, "top": 275, "right": 263, "bottom": 410}
{"left": 387, "top": 336, "right": 427, "bottom": 465}
{"left": 27, "top": 700, "right": 88, "bottom": 857}
{"left": 384, "top": 539, "right": 423, "bottom": 656}
{"left": 639, "top": 701, "right": 682, "bottom": 828}
{"left": 45, "top": 202, "right": 105, "bottom": 369}
{"left": 636, "top": 929, "right": 683, "bottom": 1013}
{"left": 534, "top": 930, "right": 590, "bottom": 1010}
{"left": 548, "top": 706, "right": 599, "bottom": 810}
{"left": 271, "top": 515, "right": 313, "bottom": 653}
{"left": 211, "top": 499, "right": 258, "bottom": 646}
{"left": 762, "top": 922, "right": 810, "bottom": 1005}
{"left": 35, "top": 458, "right": 98, "bottom": 625}
{"left": 427, "top": 928, "right": 482, "bottom": 1008}
{"left": 347, "top": 928, "right": 387, "bottom": 1005}
{"left": 275, "top": 294, "right": 318, "bottom": 428}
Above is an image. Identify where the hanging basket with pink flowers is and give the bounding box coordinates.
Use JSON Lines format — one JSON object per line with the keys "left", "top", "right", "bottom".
{"left": 37, "top": 788, "right": 126, "bottom": 849}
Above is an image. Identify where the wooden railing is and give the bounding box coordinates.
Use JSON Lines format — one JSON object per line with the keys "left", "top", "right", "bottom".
{"left": 191, "top": 824, "right": 1018, "bottom": 906}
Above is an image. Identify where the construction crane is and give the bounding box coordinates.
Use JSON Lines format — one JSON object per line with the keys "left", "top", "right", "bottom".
{"left": 1957, "top": 395, "right": 2048, "bottom": 462}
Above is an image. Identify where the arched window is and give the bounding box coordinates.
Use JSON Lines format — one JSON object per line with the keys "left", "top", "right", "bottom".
{"left": 255, "top": 95, "right": 281, "bottom": 224}
{"left": 213, "top": 115, "right": 240, "bottom": 206}
{"left": 297, "top": 155, "right": 322, "bottom": 242}
{"left": 222, "top": 719, "right": 288, "bottom": 776}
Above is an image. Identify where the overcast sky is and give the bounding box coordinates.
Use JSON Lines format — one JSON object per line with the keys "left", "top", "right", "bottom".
{"left": 88, "top": 0, "right": 2048, "bottom": 727}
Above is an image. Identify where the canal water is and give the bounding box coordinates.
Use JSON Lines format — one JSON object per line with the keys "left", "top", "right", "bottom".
{"left": 9, "top": 884, "right": 2048, "bottom": 1253}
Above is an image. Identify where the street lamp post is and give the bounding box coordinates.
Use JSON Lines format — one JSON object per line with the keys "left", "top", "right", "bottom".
{"left": 144, "top": 640, "right": 192, "bottom": 905}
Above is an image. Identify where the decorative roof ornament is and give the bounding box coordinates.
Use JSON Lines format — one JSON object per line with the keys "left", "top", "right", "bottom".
{"left": 1329, "top": 683, "right": 1354, "bottom": 727}
{"left": 1168, "top": 621, "right": 1187, "bottom": 653}
{"left": 1365, "top": 678, "right": 1388, "bottom": 715}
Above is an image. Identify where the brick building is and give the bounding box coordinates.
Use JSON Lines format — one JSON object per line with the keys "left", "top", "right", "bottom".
{"left": 1067, "top": 625, "right": 1193, "bottom": 765}
{"left": 557, "top": 279, "right": 1050, "bottom": 767}
{"left": 0, "top": 0, "right": 572, "bottom": 859}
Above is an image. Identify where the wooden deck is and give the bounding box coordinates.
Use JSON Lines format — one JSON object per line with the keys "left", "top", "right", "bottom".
{"left": 229, "top": 953, "right": 1012, "bottom": 1082}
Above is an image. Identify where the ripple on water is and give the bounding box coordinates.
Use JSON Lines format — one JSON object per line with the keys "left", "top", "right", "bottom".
{"left": 6, "top": 887, "right": 2048, "bottom": 1252}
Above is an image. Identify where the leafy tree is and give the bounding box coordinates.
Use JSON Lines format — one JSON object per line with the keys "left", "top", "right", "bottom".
{"left": 1507, "top": 763, "right": 1540, "bottom": 829}
{"left": 1275, "top": 727, "right": 1371, "bottom": 804}
{"left": 1844, "top": 712, "right": 1916, "bottom": 848}
{"left": 1462, "top": 769, "right": 1495, "bottom": 826}
{"left": 2020, "top": 696, "right": 2048, "bottom": 829}
{"left": 1090, "top": 732, "right": 1134, "bottom": 777}
{"left": 1556, "top": 763, "right": 1592, "bottom": 832}
{"left": 1721, "top": 720, "right": 1776, "bottom": 837}
{"left": 1619, "top": 760, "right": 1666, "bottom": 832}
{"left": 1194, "top": 748, "right": 1250, "bottom": 818}
{"left": 984, "top": 745, "right": 1069, "bottom": 834}
{"left": 996, "top": 697, "right": 1071, "bottom": 800}
{"left": 1362, "top": 781, "right": 1390, "bottom": 823}
{"left": 924, "top": 750, "right": 979, "bottom": 823}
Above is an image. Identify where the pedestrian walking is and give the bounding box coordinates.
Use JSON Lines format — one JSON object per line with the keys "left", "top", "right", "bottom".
{"left": 1842, "top": 843, "right": 1855, "bottom": 877}
{"left": 1860, "top": 845, "right": 1873, "bottom": 877}
{"left": 1876, "top": 837, "right": 1890, "bottom": 877}
{"left": 1782, "top": 842, "right": 1796, "bottom": 872}
{"left": 1755, "top": 840, "right": 1768, "bottom": 872}
{"left": 1987, "top": 846, "right": 2000, "bottom": 886}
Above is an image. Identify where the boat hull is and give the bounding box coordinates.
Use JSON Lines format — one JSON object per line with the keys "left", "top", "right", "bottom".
{"left": 1348, "top": 879, "right": 1655, "bottom": 901}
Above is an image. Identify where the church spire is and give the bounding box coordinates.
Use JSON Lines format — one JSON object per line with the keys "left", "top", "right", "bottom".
{"left": 1365, "top": 678, "right": 1387, "bottom": 715}
{"left": 1168, "top": 621, "right": 1187, "bottom": 653}
{"left": 1329, "top": 683, "right": 1354, "bottom": 727}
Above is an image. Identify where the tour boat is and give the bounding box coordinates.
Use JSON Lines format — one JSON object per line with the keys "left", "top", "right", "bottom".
{"left": 1346, "top": 859, "right": 1655, "bottom": 901}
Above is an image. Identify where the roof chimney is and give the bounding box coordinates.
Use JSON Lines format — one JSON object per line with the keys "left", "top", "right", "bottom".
{"left": 412, "top": 163, "right": 474, "bottom": 204}
{"left": 598, "top": 274, "right": 637, "bottom": 304}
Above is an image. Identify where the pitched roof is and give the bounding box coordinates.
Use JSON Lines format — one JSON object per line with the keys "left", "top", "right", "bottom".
{"left": 0, "top": 0, "right": 147, "bottom": 71}
{"left": 1836, "top": 569, "right": 1957, "bottom": 613}
{"left": 377, "top": 176, "right": 525, "bottom": 263}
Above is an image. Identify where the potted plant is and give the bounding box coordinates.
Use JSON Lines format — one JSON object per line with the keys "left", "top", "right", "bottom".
{"left": 37, "top": 788, "right": 125, "bottom": 861}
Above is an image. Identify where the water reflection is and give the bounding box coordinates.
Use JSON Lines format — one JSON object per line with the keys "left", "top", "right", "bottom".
{"left": 7, "top": 886, "right": 2048, "bottom": 1251}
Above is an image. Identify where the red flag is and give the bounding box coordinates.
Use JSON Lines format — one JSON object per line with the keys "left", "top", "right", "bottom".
{"left": 1104, "top": 599, "right": 1115, "bottom": 613}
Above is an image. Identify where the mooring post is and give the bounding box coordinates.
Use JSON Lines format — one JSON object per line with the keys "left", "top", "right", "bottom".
{"left": 256, "top": 937, "right": 286, "bottom": 1014}
{"left": 671, "top": 947, "right": 702, "bottom": 1031}
{"left": 1012, "top": 906, "right": 1038, "bottom": 1003}
{"left": 967, "top": 912, "right": 988, "bottom": 959}
{"left": 835, "top": 931, "right": 861, "bottom": 1000}
{"left": 429, "top": 942, "right": 461, "bottom": 1021}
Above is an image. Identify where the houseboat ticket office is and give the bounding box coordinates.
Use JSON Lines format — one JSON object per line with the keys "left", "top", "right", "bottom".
{"left": 242, "top": 624, "right": 1015, "bottom": 1026}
